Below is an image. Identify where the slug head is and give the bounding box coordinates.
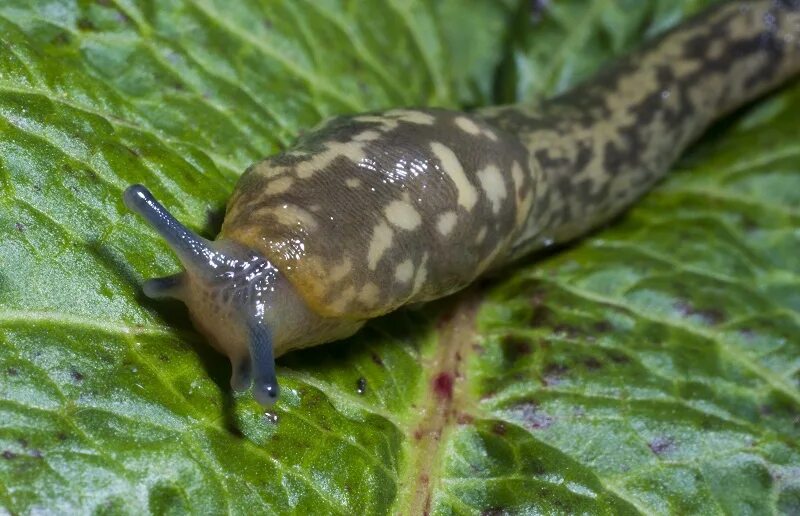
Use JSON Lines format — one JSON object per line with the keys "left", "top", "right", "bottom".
{"left": 123, "top": 185, "right": 361, "bottom": 406}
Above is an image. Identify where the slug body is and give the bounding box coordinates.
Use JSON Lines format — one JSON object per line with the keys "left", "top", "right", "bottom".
{"left": 124, "top": 1, "right": 800, "bottom": 405}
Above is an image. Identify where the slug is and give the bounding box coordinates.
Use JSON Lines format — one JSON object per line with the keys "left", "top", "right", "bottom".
{"left": 123, "top": 0, "right": 800, "bottom": 406}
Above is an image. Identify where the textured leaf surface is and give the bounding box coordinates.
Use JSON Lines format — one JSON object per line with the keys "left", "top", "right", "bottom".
{"left": 0, "top": 1, "right": 798, "bottom": 515}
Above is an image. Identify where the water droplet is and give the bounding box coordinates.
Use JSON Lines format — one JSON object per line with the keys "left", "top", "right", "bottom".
{"left": 356, "top": 377, "right": 367, "bottom": 395}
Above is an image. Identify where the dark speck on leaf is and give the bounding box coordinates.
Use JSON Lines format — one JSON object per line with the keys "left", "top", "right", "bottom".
{"left": 674, "top": 300, "right": 726, "bottom": 325}
{"left": 113, "top": 9, "right": 131, "bottom": 24}
{"left": 740, "top": 215, "right": 759, "bottom": 232}
{"left": 52, "top": 32, "right": 71, "bottom": 46}
{"left": 553, "top": 324, "right": 582, "bottom": 338}
{"left": 71, "top": 370, "right": 84, "bottom": 382}
{"left": 543, "top": 362, "right": 568, "bottom": 385}
{"left": 370, "top": 353, "right": 384, "bottom": 367}
{"left": 481, "top": 508, "right": 505, "bottom": 516}
{"left": 356, "top": 377, "right": 367, "bottom": 395}
{"left": 531, "top": 0, "right": 550, "bottom": 21}
{"left": 529, "top": 305, "right": 554, "bottom": 327}
{"left": 502, "top": 335, "right": 531, "bottom": 362}
{"left": 583, "top": 357, "right": 603, "bottom": 370}
{"left": 432, "top": 372, "right": 454, "bottom": 401}
{"left": 608, "top": 350, "right": 630, "bottom": 364}
{"left": 738, "top": 327, "right": 757, "bottom": 340}
{"left": 648, "top": 436, "right": 674, "bottom": 456}
{"left": 593, "top": 320, "right": 613, "bottom": 333}
{"left": 76, "top": 18, "right": 96, "bottom": 31}
{"left": 2, "top": 450, "right": 16, "bottom": 460}
{"left": 14, "top": 222, "right": 25, "bottom": 232}
{"left": 510, "top": 401, "right": 553, "bottom": 430}
{"left": 263, "top": 411, "right": 279, "bottom": 424}
{"left": 7, "top": 367, "right": 18, "bottom": 377}
{"left": 56, "top": 432, "right": 68, "bottom": 442}
{"left": 492, "top": 422, "right": 507, "bottom": 436}
{"left": 529, "top": 288, "right": 547, "bottom": 305}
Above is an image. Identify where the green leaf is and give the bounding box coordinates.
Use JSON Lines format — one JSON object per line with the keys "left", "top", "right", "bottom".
{"left": 1, "top": 1, "right": 798, "bottom": 514}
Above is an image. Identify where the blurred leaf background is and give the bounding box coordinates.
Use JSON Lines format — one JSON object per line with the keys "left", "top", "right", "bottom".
{"left": 0, "top": 0, "right": 798, "bottom": 514}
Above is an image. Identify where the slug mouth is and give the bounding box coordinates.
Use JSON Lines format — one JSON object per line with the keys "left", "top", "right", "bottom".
{"left": 123, "top": 184, "right": 280, "bottom": 406}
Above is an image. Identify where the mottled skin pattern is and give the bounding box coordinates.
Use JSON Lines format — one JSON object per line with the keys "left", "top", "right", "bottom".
{"left": 223, "top": 0, "right": 800, "bottom": 319}
{"left": 480, "top": 0, "right": 800, "bottom": 260}
{"left": 127, "top": 1, "right": 800, "bottom": 405}
{"left": 223, "top": 109, "right": 532, "bottom": 319}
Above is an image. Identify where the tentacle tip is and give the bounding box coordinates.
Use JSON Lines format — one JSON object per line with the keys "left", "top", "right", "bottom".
{"left": 253, "top": 380, "right": 280, "bottom": 407}
{"left": 123, "top": 184, "right": 151, "bottom": 212}
{"left": 142, "top": 274, "right": 184, "bottom": 300}
{"left": 230, "top": 359, "right": 253, "bottom": 393}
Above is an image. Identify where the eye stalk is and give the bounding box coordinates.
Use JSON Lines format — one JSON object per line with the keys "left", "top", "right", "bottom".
{"left": 123, "top": 184, "right": 280, "bottom": 406}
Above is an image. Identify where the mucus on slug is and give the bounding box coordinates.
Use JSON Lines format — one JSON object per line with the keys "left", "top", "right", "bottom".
{"left": 123, "top": 185, "right": 363, "bottom": 406}
{"left": 123, "top": 0, "right": 800, "bottom": 406}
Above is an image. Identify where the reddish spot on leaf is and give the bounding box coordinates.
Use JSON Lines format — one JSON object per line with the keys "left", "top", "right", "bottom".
{"left": 432, "top": 373, "right": 454, "bottom": 401}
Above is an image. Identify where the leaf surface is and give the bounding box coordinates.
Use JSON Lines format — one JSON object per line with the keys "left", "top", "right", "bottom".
{"left": 0, "top": 1, "right": 798, "bottom": 514}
